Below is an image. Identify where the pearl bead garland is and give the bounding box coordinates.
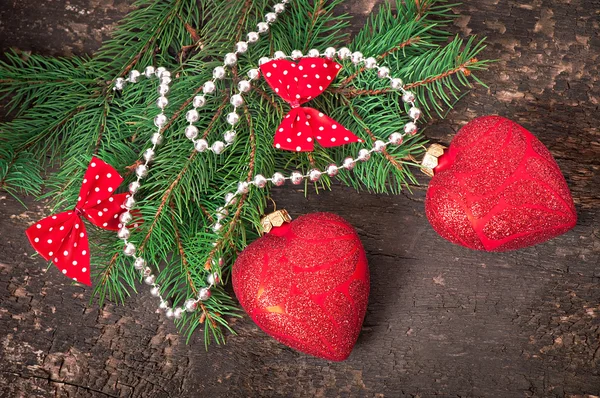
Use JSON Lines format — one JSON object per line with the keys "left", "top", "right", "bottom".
{"left": 109, "top": 0, "right": 292, "bottom": 323}
{"left": 110, "top": 0, "right": 422, "bottom": 325}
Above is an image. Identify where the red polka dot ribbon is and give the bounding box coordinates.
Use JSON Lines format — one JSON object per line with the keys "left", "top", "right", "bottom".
{"left": 260, "top": 57, "right": 362, "bottom": 152}
{"left": 25, "top": 157, "right": 129, "bottom": 285}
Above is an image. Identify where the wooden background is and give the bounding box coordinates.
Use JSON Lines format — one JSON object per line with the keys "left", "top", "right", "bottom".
{"left": 1, "top": 0, "right": 599, "bottom": 397}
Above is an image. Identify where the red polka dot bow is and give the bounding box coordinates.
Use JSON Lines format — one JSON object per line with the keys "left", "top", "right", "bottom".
{"left": 25, "top": 157, "right": 129, "bottom": 285}
{"left": 260, "top": 57, "right": 362, "bottom": 152}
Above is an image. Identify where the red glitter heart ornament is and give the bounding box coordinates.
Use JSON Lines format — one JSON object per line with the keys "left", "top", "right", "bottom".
{"left": 425, "top": 116, "right": 577, "bottom": 251}
{"left": 232, "top": 212, "right": 369, "bottom": 361}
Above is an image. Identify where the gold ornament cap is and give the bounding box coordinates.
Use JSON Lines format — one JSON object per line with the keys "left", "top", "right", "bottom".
{"left": 260, "top": 209, "right": 292, "bottom": 234}
{"left": 421, "top": 143, "right": 447, "bottom": 177}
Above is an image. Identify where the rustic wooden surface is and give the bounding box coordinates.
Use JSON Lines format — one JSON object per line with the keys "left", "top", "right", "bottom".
{"left": 1, "top": 0, "right": 599, "bottom": 397}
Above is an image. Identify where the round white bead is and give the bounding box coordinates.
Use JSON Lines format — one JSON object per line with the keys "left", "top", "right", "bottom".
{"left": 247, "top": 31, "right": 259, "bottom": 43}
{"left": 143, "top": 267, "right": 152, "bottom": 277}
{"left": 203, "top": 81, "right": 216, "bottom": 94}
{"left": 357, "top": 148, "right": 371, "bottom": 161}
{"left": 235, "top": 41, "right": 248, "bottom": 54}
{"left": 194, "top": 139, "right": 209, "bottom": 152}
{"left": 226, "top": 112, "right": 239, "bottom": 125}
{"left": 237, "top": 181, "right": 249, "bottom": 194}
{"left": 117, "top": 227, "right": 130, "bottom": 240}
{"left": 377, "top": 66, "right": 390, "bottom": 78}
{"left": 224, "top": 192, "right": 236, "bottom": 205}
{"left": 308, "top": 49, "right": 320, "bottom": 57}
{"left": 390, "top": 78, "right": 403, "bottom": 89}
{"left": 124, "top": 196, "right": 136, "bottom": 210}
{"left": 207, "top": 272, "right": 220, "bottom": 285}
{"left": 224, "top": 130, "right": 237, "bottom": 143}
{"left": 161, "top": 70, "right": 171, "bottom": 78}
{"left": 143, "top": 148, "right": 155, "bottom": 163}
{"left": 186, "top": 109, "right": 199, "bottom": 123}
{"left": 198, "top": 287, "right": 211, "bottom": 301}
{"left": 213, "top": 66, "right": 226, "bottom": 79}
{"left": 144, "top": 274, "right": 156, "bottom": 285}
{"left": 156, "top": 96, "right": 168, "bottom": 109}
{"left": 120, "top": 211, "right": 133, "bottom": 224}
{"left": 273, "top": 3, "right": 285, "bottom": 13}
{"left": 373, "top": 140, "right": 386, "bottom": 152}
{"left": 123, "top": 242, "right": 136, "bottom": 256}
{"left": 338, "top": 47, "right": 351, "bottom": 60}
{"left": 165, "top": 308, "right": 174, "bottom": 318}
{"left": 230, "top": 94, "right": 244, "bottom": 107}
{"left": 351, "top": 51, "right": 363, "bottom": 64}
{"left": 129, "top": 181, "right": 141, "bottom": 194}
{"left": 224, "top": 53, "right": 237, "bottom": 67}
{"left": 113, "top": 77, "right": 125, "bottom": 91}
{"left": 136, "top": 164, "right": 148, "bottom": 178}
{"left": 144, "top": 66, "right": 155, "bottom": 78}
{"left": 238, "top": 80, "right": 251, "bottom": 93}
{"left": 291, "top": 50, "right": 303, "bottom": 60}
{"left": 290, "top": 171, "right": 304, "bottom": 185}
{"left": 271, "top": 172, "right": 285, "bottom": 186}
{"left": 389, "top": 132, "right": 404, "bottom": 145}
{"left": 308, "top": 169, "right": 322, "bottom": 182}
{"left": 247, "top": 69, "right": 260, "bottom": 80}
{"left": 193, "top": 95, "right": 206, "bottom": 108}
{"left": 128, "top": 70, "right": 140, "bottom": 83}
{"left": 257, "top": 22, "right": 269, "bottom": 34}
{"left": 364, "top": 57, "right": 377, "bottom": 69}
{"left": 134, "top": 257, "right": 146, "bottom": 270}
{"left": 402, "top": 91, "right": 416, "bottom": 103}
{"left": 326, "top": 164, "right": 338, "bottom": 177}
{"left": 151, "top": 133, "right": 163, "bottom": 146}
{"left": 154, "top": 113, "right": 167, "bottom": 127}
{"left": 324, "top": 47, "right": 336, "bottom": 59}
{"left": 155, "top": 67, "right": 166, "bottom": 78}
{"left": 343, "top": 157, "right": 356, "bottom": 170}
{"left": 212, "top": 222, "right": 222, "bottom": 232}
{"left": 258, "top": 57, "right": 270, "bottom": 66}
{"left": 211, "top": 141, "right": 225, "bottom": 154}
{"left": 185, "top": 125, "right": 199, "bottom": 140}
{"left": 158, "top": 83, "right": 169, "bottom": 95}
{"left": 160, "top": 76, "right": 171, "bottom": 85}
{"left": 265, "top": 12, "right": 277, "bottom": 23}
{"left": 159, "top": 300, "right": 170, "bottom": 310}
{"left": 273, "top": 51, "right": 286, "bottom": 60}
{"left": 253, "top": 174, "right": 267, "bottom": 188}
{"left": 173, "top": 307, "right": 183, "bottom": 319}
{"left": 216, "top": 206, "right": 228, "bottom": 220}
{"left": 184, "top": 299, "right": 198, "bottom": 312}
{"left": 150, "top": 285, "right": 160, "bottom": 297}
{"left": 409, "top": 106, "right": 421, "bottom": 120}
{"left": 404, "top": 122, "right": 418, "bottom": 135}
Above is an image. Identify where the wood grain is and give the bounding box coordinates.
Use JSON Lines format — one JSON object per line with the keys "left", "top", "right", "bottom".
{"left": 0, "top": 0, "right": 598, "bottom": 397}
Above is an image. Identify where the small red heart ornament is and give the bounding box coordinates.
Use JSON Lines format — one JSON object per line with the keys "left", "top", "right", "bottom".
{"left": 232, "top": 212, "right": 369, "bottom": 361}
{"left": 426, "top": 116, "right": 577, "bottom": 251}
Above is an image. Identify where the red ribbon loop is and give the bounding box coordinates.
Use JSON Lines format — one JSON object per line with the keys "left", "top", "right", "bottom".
{"left": 25, "top": 157, "right": 128, "bottom": 285}
{"left": 260, "top": 57, "right": 363, "bottom": 152}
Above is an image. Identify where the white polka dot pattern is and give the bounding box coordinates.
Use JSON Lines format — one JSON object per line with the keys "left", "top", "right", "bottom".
{"left": 25, "top": 157, "right": 128, "bottom": 286}
{"left": 260, "top": 57, "right": 362, "bottom": 151}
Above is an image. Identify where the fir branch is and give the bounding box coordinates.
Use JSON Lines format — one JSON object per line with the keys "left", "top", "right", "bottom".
{"left": 169, "top": 200, "right": 198, "bottom": 295}
{"left": 1, "top": 0, "right": 491, "bottom": 346}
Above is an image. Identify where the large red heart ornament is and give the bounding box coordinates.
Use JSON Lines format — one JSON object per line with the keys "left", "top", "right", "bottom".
{"left": 426, "top": 116, "right": 577, "bottom": 251}
{"left": 232, "top": 212, "right": 369, "bottom": 361}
